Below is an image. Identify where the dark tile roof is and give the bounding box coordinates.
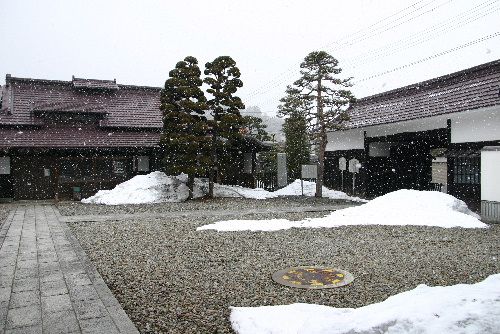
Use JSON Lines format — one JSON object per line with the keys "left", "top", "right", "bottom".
{"left": 0, "top": 76, "right": 162, "bottom": 128}
{"left": 0, "top": 75, "right": 163, "bottom": 148}
{"left": 72, "top": 77, "right": 119, "bottom": 90}
{"left": 345, "top": 60, "right": 500, "bottom": 129}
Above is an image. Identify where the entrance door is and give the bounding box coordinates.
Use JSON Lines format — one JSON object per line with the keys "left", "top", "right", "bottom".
{"left": 391, "top": 143, "right": 432, "bottom": 191}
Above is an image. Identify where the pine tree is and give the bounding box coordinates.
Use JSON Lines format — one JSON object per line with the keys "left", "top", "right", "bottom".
{"left": 242, "top": 115, "right": 272, "bottom": 142}
{"left": 278, "top": 86, "right": 311, "bottom": 181}
{"left": 160, "top": 56, "right": 209, "bottom": 199}
{"left": 288, "top": 51, "right": 355, "bottom": 197}
{"left": 204, "top": 56, "right": 245, "bottom": 197}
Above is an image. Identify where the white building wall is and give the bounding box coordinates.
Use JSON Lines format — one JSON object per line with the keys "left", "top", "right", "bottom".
{"left": 451, "top": 105, "right": 500, "bottom": 143}
{"left": 326, "top": 105, "right": 500, "bottom": 151}
{"left": 481, "top": 150, "right": 500, "bottom": 202}
{"left": 326, "top": 129, "right": 364, "bottom": 151}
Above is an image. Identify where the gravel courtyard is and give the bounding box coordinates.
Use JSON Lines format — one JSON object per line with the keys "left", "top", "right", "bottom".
{"left": 57, "top": 198, "right": 500, "bottom": 334}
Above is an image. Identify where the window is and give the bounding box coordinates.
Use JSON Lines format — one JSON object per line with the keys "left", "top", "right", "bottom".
{"left": 0, "top": 157, "right": 10, "bottom": 175}
{"left": 453, "top": 157, "right": 479, "bottom": 184}
{"left": 136, "top": 156, "right": 150, "bottom": 172}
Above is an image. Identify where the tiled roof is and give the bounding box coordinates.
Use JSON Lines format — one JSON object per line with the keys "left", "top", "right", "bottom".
{"left": 0, "top": 76, "right": 162, "bottom": 128}
{"left": 345, "top": 60, "right": 500, "bottom": 129}
{"left": 0, "top": 75, "right": 163, "bottom": 148}
{"left": 72, "top": 77, "right": 119, "bottom": 90}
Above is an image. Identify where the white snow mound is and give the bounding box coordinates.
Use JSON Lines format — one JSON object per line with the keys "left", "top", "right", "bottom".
{"left": 230, "top": 273, "right": 500, "bottom": 334}
{"left": 81, "top": 172, "right": 362, "bottom": 205}
{"left": 197, "top": 189, "right": 486, "bottom": 231}
{"left": 81, "top": 172, "right": 190, "bottom": 205}
{"left": 273, "top": 179, "right": 365, "bottom": 201}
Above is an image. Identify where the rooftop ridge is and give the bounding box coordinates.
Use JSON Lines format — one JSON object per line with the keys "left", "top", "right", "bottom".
{"left": 4, "top": 75, "right": 162, "bottom": 91}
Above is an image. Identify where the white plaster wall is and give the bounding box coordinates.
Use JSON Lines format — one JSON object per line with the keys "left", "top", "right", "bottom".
{"left": 481, "top": 150, "right": 500, "bottom": 202}
{"left": 326, "top": 105, "right": 500, "bottom": 152}
{"left": 326, "top": 129, "right": 364, "bottom": 151}
{"left": 365, "top": 116, "right": 448, "bottom": 138}
{"left": 451, "top": 106, "right": 500, "bottom": 143}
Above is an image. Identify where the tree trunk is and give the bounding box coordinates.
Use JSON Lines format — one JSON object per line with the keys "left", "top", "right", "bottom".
{"left": 316, "top": 78, "right": 324, "bottom": 198}
{"left": 209, "top": 109, "right": 218, "bottom": 198}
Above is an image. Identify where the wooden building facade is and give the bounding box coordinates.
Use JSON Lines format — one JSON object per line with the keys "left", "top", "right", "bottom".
{"left": 325, "top": 60, "right": 500, "bottom": 214}
{"left": 0, "top": 75, "right": 265, "bottom": 201}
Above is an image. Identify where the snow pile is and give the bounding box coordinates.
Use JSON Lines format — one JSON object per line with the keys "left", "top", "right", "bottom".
{"left": 211, "top": 183, "right": 275, "bottom": 200}
{"left": 82, "top": 172, "right": 362, "bottom": 205}
{"left": 197, "top": 189, "right": 486, "bottom": 231}
{"left": 81, "top": 172, "right": 190, "bottom": 205}
{"left": 230, "top": 274, "right": 500, "bottom": 334}
{"left": 273, "top": 179, "right": 365, "bottom": 201}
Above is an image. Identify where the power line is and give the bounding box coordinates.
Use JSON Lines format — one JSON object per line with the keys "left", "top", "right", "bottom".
{"left": 354, "top": 31, "right": 500, "bottom": 83}
{"left": 250, "top": 31, "right": 499, "bottom": 111}
{"left": 244, "top": 0, "right": 450, "bottom": 99}
{"left": 342, "top": 0, "right": 500, "bottom": 70}
{"left": 246, "top": 2, "right": 498, "bottom": 108}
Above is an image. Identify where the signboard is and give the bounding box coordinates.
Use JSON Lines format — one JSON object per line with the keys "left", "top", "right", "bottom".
{"left": 113, "top": 161, "right": 126, "bottom": 175}
{"left": 348, "top": 158, "right": 361, "bottom": 173}
{"left": 243, "top": 153, "right": 253, "bottom": 174}
{"left": 277, "top": 153, "right": 287, "bottom": 188}
{"left": 339, "top": 157, "right": 347, "bottom": 171}
{"left": 301, "top": 164, "right": 317, "bottom": 179}
{"left": 0, "top": 157, "right": 10, "bottom": 175}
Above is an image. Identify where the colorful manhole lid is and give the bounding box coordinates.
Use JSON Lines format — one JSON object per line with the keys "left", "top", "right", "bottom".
{"left": 272, "top": 266, "right": 354, "bottom": 289}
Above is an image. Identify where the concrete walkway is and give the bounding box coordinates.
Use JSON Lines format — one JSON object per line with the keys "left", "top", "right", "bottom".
{"left": 0, "top": 205, "right": 139, "bottom": 334}
{"left": 60, "top": 204, "right": 357, "bottom": 223}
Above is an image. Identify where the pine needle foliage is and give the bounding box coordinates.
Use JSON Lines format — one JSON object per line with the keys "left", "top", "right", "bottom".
{"left": 160, "top": 56, "right": 210, "bottom": 199}
{"left": 204, "top": 56, "right": 245, "bottom": 197}
{"left": 281, "top": 51, "right": 355, "bottom": 197}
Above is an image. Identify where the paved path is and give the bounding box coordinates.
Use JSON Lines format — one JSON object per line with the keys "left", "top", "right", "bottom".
{"left": 60, "top": 204, "right": 357, "bottom": 223}
{"left": 0, "top": 205, "right": 139, "bottom": 334}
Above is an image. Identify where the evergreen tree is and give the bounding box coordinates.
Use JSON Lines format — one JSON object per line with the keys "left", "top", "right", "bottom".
{"left": 288, "top": 51, "right": 355, "bottom": 197}
{"left": 278, "top": 86, "right": 311, "bottom": 180}
{"left": 242, "top": 115, "right": 272, "bottom": 142}
{"left": 204, "top": 56, "right": 245, "bottom": 197}
{"left": 160, "top": 56, "right": 209, "bottom": 199}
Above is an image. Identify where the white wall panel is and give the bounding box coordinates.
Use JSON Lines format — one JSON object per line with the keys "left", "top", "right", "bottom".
{"left": 481, "top": 149, "right": 500, "bottom": 202}
{"left": 451, "top": 106, "right": 500, "bottom": 143}
{"left": 326, "top": 129, "right": 364, "bottom": 151}
{"left": 327, "top": 105, "right": 500, "bottom": 152}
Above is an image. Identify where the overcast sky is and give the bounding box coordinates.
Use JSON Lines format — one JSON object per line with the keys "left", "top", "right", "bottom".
{"left": 1, "top": 0, "right": 498, "bottom": 115}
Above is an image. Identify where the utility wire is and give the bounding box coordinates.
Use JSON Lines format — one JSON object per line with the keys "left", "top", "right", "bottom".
{"left": 247, "top": 1, "right": 497, "bottom": 105}
{"left": 353, "top": 32, "right": 500, "bottom": 83}
{"left": 251, "top": 32, "right": 499, "bottom": 110}
{"left": 244, "top": 0, "right": 449, "bottom": 99}
{"left": 342, "top": 0, "right": 500, "bottom": 70}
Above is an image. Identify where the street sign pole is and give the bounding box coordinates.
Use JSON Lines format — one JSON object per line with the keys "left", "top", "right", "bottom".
{"left": 341, "top": 170, "right": 344, "bottom": 191}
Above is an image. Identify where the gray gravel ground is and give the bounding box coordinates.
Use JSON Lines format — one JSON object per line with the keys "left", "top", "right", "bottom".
{"left": 65, "top": 199, "right": 500, "bottom": 334}
{"left": 58, "top": 197, "right": 353, "bottom": 216}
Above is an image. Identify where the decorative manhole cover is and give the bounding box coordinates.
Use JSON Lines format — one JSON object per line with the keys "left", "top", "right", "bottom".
{"left": 272, "top": 266, "right": 354, "bottom": 289}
